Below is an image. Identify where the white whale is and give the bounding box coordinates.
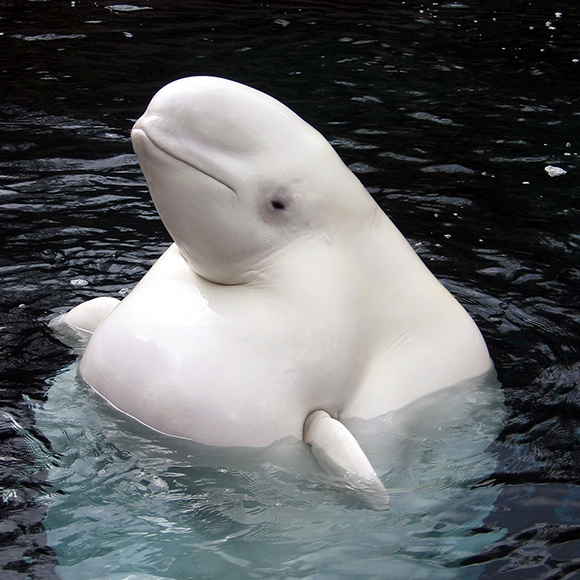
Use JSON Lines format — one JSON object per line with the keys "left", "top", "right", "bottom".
{"left": 51, "top": 76, "right": 493, "bottom": 504}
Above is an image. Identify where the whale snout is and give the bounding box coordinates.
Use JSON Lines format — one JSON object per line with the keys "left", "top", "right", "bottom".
{"left": 132, "top": 112, "right": 243, "bottom": 200}
{"left": 132, "top": 77, "right": 267, "bottom": 160}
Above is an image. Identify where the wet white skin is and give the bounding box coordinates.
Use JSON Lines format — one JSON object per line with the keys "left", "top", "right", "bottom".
{"left": 57, "top": 77, "right": 492, "bottom": 503}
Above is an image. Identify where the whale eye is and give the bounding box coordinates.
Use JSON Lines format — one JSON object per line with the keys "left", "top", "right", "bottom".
{"left": 259, "top": 186, "right": 292, "bottom": 224}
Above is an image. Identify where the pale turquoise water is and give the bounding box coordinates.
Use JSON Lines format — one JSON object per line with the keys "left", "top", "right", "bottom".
{"left": 36, "top": 362, "right": 505, "bottom": 580}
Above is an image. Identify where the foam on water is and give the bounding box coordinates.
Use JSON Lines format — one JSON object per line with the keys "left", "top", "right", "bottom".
{"left": 35, "top": 362, "right": 505, "bottom": 579}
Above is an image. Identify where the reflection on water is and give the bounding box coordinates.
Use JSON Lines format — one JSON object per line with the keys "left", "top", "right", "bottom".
{"left": 36, "top": 363, "right": 504, "bottom": 580}
{"left": 1, "top": 1, "right": 579, "bottom": 578}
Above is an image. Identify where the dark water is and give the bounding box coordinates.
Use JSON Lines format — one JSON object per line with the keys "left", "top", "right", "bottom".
{"left": 1, "top": 1, "right": 579, "bottom": 578}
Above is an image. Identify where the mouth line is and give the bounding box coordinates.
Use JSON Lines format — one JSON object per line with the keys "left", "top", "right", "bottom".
{"left": 134, "top": 126, "right": 237, "bottom": 197}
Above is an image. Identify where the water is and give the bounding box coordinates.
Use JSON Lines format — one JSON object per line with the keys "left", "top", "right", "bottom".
{"left": 1, "top": 1, "right": 579, "bottom": 578}
{"left": 36, "top": 362, "right": 504, "bottom": 580}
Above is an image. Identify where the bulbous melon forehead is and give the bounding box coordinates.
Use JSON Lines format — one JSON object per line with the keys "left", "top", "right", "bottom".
{"left": 138, "top": 76, "right": 328, "bottom": 158}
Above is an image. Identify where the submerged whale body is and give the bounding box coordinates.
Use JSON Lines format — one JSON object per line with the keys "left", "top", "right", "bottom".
{"left": 51, "top": 76, "right": 493, "bottom": 504}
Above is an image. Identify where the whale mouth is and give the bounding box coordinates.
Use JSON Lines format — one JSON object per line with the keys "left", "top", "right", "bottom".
{"left": 132, "top": 125, "right": 237, "bottom": 197}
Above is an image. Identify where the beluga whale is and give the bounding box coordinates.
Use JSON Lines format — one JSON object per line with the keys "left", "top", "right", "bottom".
{"left": 51, "top": 76, "right": 493, "bottom": 507}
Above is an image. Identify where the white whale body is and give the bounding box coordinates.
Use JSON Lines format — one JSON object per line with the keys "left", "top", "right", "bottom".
{"left": 51, "top": 76, "right": 493, "bottom": 504}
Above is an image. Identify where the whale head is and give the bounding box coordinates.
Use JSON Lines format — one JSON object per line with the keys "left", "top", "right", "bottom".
{"left": 131, "top": 76, "right": 374, "bottom": 285}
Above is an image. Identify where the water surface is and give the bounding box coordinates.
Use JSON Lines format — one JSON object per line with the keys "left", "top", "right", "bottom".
{"left": 37, "top": 362, "right": 504, "bottom": 580}
{"left": 1, "top": 1, "right": 579, "bottom": 578}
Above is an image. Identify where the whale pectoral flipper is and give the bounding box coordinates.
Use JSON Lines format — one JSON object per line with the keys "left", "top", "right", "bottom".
{"left": 303, "top": 410, "right": 390, "bottom": 510}
{"left": 49, "top": 296, "right": 121, "bottom": 347}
